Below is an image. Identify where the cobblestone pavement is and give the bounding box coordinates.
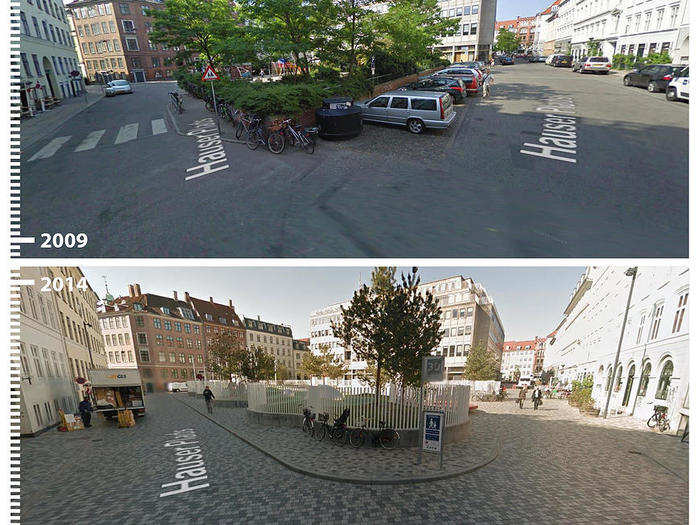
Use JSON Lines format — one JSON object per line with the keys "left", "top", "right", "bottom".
{"left": 175, "top": 394, "right": 497, "bottom": 483}
{"left": 21, "top": 393, "right": 688, "bottom": 524}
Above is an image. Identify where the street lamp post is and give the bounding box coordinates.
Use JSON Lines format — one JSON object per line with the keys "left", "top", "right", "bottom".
{"left": 602, "top": 267, "right": 638, "bottom": 419}
{"left": 83, "top": 321, "right": 95, "bottom": 368}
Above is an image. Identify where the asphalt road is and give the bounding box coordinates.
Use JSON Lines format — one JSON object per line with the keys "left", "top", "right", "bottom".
{"left": 20, "top": 393, "right": 688, "bottom": 523}
{"left": 20, "top": 65, "right": 688, "bottom": 257}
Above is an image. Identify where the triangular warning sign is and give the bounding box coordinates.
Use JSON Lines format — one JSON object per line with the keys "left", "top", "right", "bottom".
{"left": 202, "top": 65, "right": 219, "bottom": 81}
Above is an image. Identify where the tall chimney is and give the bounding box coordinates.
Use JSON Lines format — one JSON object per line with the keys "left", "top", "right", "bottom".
{"left": 210, "top": 296, "right": 214, "bottom": 303}
{"left": 128, "top": 285, "right": 135, "bottom": 297}
{"left": 173, "top": 291, "right": 178, "bottom": 301}
{"left": 229, "top": 299, "right": 232, "bottom": 307}
{"left": 185, "top": 292, "right": 190, "bottom": 303}
{"left": 134, "top": 284, "right": 141, "bottom": 296}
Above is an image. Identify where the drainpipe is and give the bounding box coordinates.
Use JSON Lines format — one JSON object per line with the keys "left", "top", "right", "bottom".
{"left": 629, "top": 343, "right": 647, "bottom": 417}
{"left": 603, "top": 267, "right": 637, "bottom": 419}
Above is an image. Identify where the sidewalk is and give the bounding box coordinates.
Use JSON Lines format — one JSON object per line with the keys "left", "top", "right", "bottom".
{"left": 167, "top": 91, "right": 244, "bottom": 143}
{"left": 175, "top": 394, "right": 500, "bottom": 484}
{"left": 20, "top": 85, "right": 105, "bottom": 151}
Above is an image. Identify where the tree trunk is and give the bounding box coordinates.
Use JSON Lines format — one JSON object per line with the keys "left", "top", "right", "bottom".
{"left": 374, "top": 362, "right": 381, "bottom": 417}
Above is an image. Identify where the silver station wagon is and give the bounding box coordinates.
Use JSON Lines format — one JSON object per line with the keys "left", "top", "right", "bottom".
{"left": 357, "top": 90, "right": 456, "bottom": 134}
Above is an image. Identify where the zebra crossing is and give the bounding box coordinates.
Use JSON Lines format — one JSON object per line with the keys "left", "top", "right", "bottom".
{"left": 28, "top": 118, "right": 169, "bottom": 162}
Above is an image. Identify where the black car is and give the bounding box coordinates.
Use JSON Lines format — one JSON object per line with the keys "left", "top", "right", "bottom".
{"left": 623, "top": 64, "right": 686, "bottom": 92}
{"left": 454, "top": 61, "right": 487, "bottom": 73}
{"left": 529, "top": 55, "right": 547, "bottom": 63}
{"left": 499, "top": 56, "right": 514, "bottom": 65}
{"left": 552, "top": 55, "right": 573, "bottom": 67}
{"left": 404, "top": 77, "right": 468, "bottom": 103}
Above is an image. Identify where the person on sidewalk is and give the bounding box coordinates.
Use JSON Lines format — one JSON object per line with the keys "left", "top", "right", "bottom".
{"left": 203, "top": 386, "right": 215, "bottom": 414}
{"left": 518, "top": 387, "right": 527, "bottom": 409}
{"left": 532, "top": 386, "right": 543, "bottom": 410}
{"left": 78, "top": 396, "right": 93, "bottom": 428}
{"left": 482, "top": 68, "right": 494, "bottom": 98}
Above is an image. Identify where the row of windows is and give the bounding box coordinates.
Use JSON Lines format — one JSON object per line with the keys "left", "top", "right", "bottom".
{"left": 443, "top": 307, "right": 474, "bottom": 319}
{"left": 132, "top": 315, "right": 200, "bottom": 333}
{"left": 434, "top": 343, "right": 472, "bottom": 357}
{"left": 138, "top": 350, "right": 203, "bottom": 365}
{"left": 20, "top": 343, "right": 68, "bottom": 380}
{"left": 604, "top": 358, "right": 674, "bottom": 402}
{"left": 618, "top": 42, "right": 672, "bottom": 58}
{"left": 250, "top": 345, "right": 294, "bottom": 357}
{"left": 441, "top": 5, "right": 479, "bottom": 17}
{"left": 633, "top": 291, "right": 687, "bottom": 346}
{"left": 104, "top": 332, "right": 131, "bottom": 346}
{"left": 248, "top": 332, "right": 291, "bottom": 345}
{"left": 30, "top": 397, "right": 74, "bottom": 430}
{"left": 26, "top": 0, "right": 67, "bottom": 24}
{"left": 71, "top": 3, "right": 114, "bottom": 19}
{"left": 141, "top": 367, "right": 195, "bottom": 380}
{"left": 20, "top": 52, "right": 79, "bottom": 81}
{"left": 20, "top": 11, "right": 72, "bottom": 48}
{"left": 108, "top": 350, "right": 134, "bottom": 363}
{"left": 623, "top": 6, "right": 680, "bottom": 36}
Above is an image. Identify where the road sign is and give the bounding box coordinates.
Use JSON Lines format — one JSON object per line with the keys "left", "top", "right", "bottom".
{"left": 422, "top": 410, "right": 444, "bottom": 453}
{"left": 201, "top": 65, "right": 219, "bottom": 81}
{"left": 422, "top": 355, "right": 444, "bottom": 383}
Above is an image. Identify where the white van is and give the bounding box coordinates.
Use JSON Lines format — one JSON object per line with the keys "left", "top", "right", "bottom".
{"left": 168, "top": 382, "right": 189, "bottom": 392}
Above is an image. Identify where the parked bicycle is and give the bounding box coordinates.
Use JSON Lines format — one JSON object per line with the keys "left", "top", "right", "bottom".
{"left": 647, "top": 406, "right": 670, "bottom": 432}
{"left": 267, "top": 118, "right": 318, "bottom": 155}
{"left": 246, "top": 118, "right": 268, "bottom": 150}
{"left": 169, "top": 91, "right": 184, "bottom": 114}
{"left": 348, "top": 417, "right": 399, "bottom": 449}
{"left": 313, "top": 408, "right": 350, "bottom": 445}
{"left": 300, "top": 405, "right": 316, "bottom": 435}
{"left": 313, "top": 412, "right": 331, "bottom": 441}
{"left": 233, "top": 110, "right": 257, "bottom": 140}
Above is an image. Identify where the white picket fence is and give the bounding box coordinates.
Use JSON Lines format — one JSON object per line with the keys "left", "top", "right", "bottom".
{"left": 187, "top": 380, "right": 248, "bottom": 401}
{"left": 247, "top": 382, "right": 470, "bottom": 430}
{"left": 447, "top": 380, "right": 501, "bottom": 395}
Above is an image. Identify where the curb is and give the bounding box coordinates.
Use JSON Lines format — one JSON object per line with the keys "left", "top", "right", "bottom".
{"left": 21, "top": 92, "right": 105, "bottom": 151}
{"left": 174, "top": 396, "right": 501, "bottom": 485}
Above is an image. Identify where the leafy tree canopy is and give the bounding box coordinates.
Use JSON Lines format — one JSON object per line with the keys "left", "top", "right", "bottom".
{"left": 463, "top": 342, "right": 500, "bottom": 381}
{"left": 494, "top": 27, "right": 520, "bottom": 54}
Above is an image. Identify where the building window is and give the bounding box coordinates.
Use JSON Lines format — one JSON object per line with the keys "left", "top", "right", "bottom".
{"left": 20, "top": 53, "right": 32, "bottom": 77}
{"left": 136, "top": 333, "right": 147, "bottom": 345}
{"left": 605, "top": 365, "right": 613, "bottom": 391}
{"left": 135, "top": 316, "right": 144, "bottom": 327}
{"left": 655, "top": 360, "right": 673, "bottom": 400}
{"left": 669, "top": 5, "right": 679, "bottom": 28}
{"left": 174, "top": 322, "right": 182, "bottom": 332}
{"left": 164, "top": 320, "right": 172, "bottom": 330}
{"left": 613, "top": 364, "right": 623, "bottom": 392}
{"left": 139, "top": 349, "right": 150, "bottom": 362}
{"left": 637, "top": 361, "right": 651, "bottom": 397}
{"left": 167, "top": 336, "right": 174, "bottom": 346}
{"left": 158, "top": 351, "right": 165, "bottom": 361}
{"left": 672, "top": 291, "right": 688, "bottom": 333}
{"left": 156, "top": 334, "right": 163, "bottom": 345}
{"left": 648, "top": 303, "right": 664, "bottom": 341}
{"left": 119, "top": 2, "right": 130, "bottom": 14}
{"left": 154, "top": 318, "right": 162, "bottom": 328}
{"left": 635, "top": 313, "right": 646, "bottom": 344}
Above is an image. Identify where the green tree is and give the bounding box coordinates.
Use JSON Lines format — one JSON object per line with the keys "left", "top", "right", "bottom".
{"left": 463, "top": 342, "right": 500, "bottom": 380}
{"left": 276, "top": 362, "right": 292, "bottom": 381}
{"left": 207, "top": 331, "right": 247, "bottom": 380}
{"left": 148, "top": 0, "right": 238, "bottom": 68}
{"left": 333, "top": 267, "right": 441, "bottom": 412}
{"left": 513, "top": 366, "right": 521, "bottom": 382}
{"left": 586, "top": 39, "right": 601, "bottom": 56}
{"left": 369, "top": 0, "right": 457, "bottom": 71}
{"left": 245, "top": 346, "right": 276, "bottom": 381}
{"left": 299, "top": 345, "right": 346, "bottom": 384}
{"left": 494, "top": 28, "right": 520, "bottom": 54}
{"left": 316, "top": 0, "right": 376, "bottom": 73}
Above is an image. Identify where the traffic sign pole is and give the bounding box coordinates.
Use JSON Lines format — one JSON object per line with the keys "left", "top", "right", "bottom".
{"left": 210, "top": 80, "right": 221, "bottom": 136}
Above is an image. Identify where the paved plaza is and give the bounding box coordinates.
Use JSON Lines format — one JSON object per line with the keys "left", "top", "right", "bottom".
{"left": 21, "top": 392, "right": 688, "bottom": 523}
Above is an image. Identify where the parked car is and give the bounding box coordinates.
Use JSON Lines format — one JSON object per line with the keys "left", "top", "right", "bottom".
{"left": 357, "top": 90, "right": 456, "bottom": 134}
{"left": 499, "top": 55, "right": 514, "bottom": 65}
{"left": 169, "top": 382, "right": 189, "bottom": 392}
{"left": 551, "top": 55, "right": 573, "bottom": 67}
{"left": 454, "top": 61, "right": 487, "bottom": 73}
{"left": 572, "top": 56, "right": 612, "bottom": 74}
{"left": 529, "top": 55, "right": 546, "bottom": 63}
{"left": 623, "top": 64, "right": 686, "bottom": 92}
{"left": 432, "top": 68, "right": 480, "bottom": 95}
{"left": 402, "top": 77, "right": 468, "bottom": 103}
{"left": 666, "top": 66, "right": 689, "bottom": 102}
{"left": 105, "top": 79, "right": 133, "bottom": 96}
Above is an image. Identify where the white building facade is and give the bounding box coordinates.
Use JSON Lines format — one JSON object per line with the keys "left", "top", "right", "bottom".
{"left": 18, "top": 0, "right": 84, "bottom": 111}
{"left": 436, "top": 0, "right": 497, "bottom": 62}
{"left": 17, "top": 268, "right": 78, "bottom": 436}
{"left": 309, "top": 302, "right": 363, "bottom": 384}
{"left": 545, "top": 266, "right": 689, "bottom": 432}
{"left": 244, "top": 317, "right": 295, "bottom": 377}
{"left": 100, "top": 313, "right": 137, "bottom": 369}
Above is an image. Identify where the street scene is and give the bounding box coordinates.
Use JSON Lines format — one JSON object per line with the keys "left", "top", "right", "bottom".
{"left": 18, "top": 265, "right": 689, "bottom": 523}
{"left": 17, "top": 0, "right": 690, "bottom": 257}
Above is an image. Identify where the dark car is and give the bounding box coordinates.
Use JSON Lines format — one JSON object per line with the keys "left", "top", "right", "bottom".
{"left": 404, "top": 77, "right": 468, "bottom": 103}
{"left": 623, "top": 64, "right": 686, "bottom": 92}
{"left": 499, "top": 56, "right": 514, "bottom": 65}
{"left": 552, "top": 55, "right": 573, "bottom": 67}
{"left": 454, "top": 61, "right": 487, "bottom": 73}
{"left": 432, "top": 68, "right": 480, "bottom": 95}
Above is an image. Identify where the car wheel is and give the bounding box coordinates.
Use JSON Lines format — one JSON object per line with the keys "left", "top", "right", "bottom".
{"left": 648, "top": 81, "right": 658, "bottom": 93}
{"left": 666, "top": 87, "right": 677, "bottom": 101}
{"left": 407, "top": 119, "right": 425, "bottom": 134}
{"left": 623, "top": 76, "right": 632, "bottom": 86}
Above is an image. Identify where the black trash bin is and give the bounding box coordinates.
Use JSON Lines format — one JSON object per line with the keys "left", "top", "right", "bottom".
{"left": 315, "top": 97, "right": 362, "bottom": 140}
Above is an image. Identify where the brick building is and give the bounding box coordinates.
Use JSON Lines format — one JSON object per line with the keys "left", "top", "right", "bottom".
{"left": 501, "top": 337, "right": 547, "bottom": 381}
{"left": 244, "top": 317, "right": 294, "bottom": 379}
{"left": 186, "top": 294, "right": 247, "bottom": 379}
{"left": 98, "top": 285, "right": 207, "bottom": 392}
{"left": 495, "top": 15, "right": 537, "bottom": 51}
{"left": 65, "top": 0, "right": 178, "bottom": 83}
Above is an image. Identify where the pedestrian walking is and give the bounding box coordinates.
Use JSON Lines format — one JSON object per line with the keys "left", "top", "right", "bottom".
{"left": 518, "top": 387, "right": 527, "bottom": 409}
{"left": 482, "top": 68, "right": 494, "bottom": 98}
{"left": 78, "top": 396, "right": 93, "bottom": 428}
{"left": 203, "top": 385, "right": 215, "bottom": 414}
{"left": 532, "top": 386, "right": 543, "bottom": 410}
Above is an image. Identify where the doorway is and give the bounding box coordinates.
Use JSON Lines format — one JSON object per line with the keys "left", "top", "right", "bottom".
{"left": 41, "top": 56, "right": 58, "bottom": 98}
{"left": 133, "top": 70, "right": 146, "bottom": 83}
{"left": 622, "top": 364, "right": 635, "bottom": 407}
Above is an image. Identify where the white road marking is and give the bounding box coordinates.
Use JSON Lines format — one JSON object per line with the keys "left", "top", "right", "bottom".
{"left": 74, "top": 129, "right": 106, "bottom": 151}
{"left": 114, "top": 123, "right": 139, "bottom": 144}
{"left": 28, "top": 136, "right": 71, "bottom": 161}
{"left": 151, "top": 118, "right": 167, "bottom": 135}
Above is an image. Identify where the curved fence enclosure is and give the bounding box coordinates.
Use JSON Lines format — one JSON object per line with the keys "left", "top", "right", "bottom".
{"left": 246, "top": 383, "right": 471, "bottom": 447}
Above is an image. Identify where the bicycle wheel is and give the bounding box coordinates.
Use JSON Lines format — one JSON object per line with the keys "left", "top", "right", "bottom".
{"left": 348, "top": 428, "right": 365, "bottom": 448}
{"left": 303, "top": 135, "right": 315, "bottom": 155}
{"left": 177, "top": 101, "right": 184, "bottom": 114}
{"left": 302, "top": 418, "right": 313, "bottom": 434}
{"left": 659, "top": 419, "right": 670, "bottom": 433}
{"left": 247, "top": 129, "right": 260, "bottom": 150}
{"left": 314, "top": 423, "right": 326, "bottom": 441}
{"left": 647, "top": 415, "right": 658, "bottom": 428}
{"left": 268, "top": 131, "right": 285, "bottom": 154}
{"left": 235, "top": 121, "right": 245, "bottom": 140}
{"left": 379, "top": 429, "right": 399, "bottom": 450}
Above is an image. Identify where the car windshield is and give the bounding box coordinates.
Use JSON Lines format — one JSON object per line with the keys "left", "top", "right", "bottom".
{"left": 589, "top": 57, "right": 609, "bottom": 62}
{"left": 115, "top": 80, "right": 129, "bottom": 85}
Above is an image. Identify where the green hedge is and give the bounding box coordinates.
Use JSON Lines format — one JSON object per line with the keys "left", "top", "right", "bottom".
{"left": 612, "top": 52, "right": 672, "bottom": 69}
{"left": 176, "top": 71, "right": 371, "bottom": 118}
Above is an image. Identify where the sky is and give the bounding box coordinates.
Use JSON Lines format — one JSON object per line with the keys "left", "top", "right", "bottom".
{"left": 81, "top": 266, "right": 583, "bottom": 341}
{"left": 497, "top": 0, "right": 553, "bottom": 20}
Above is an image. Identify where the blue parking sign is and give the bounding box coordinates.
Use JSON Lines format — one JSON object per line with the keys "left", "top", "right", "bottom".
{"left": 422, "top": 411, "right": 444, "bottom": 452}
